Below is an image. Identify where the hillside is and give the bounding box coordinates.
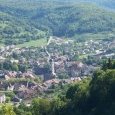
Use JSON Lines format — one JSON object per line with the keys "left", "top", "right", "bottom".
{"left": 32, "top": 4, "right": 115, "bottom": 37}
{"left": 0, "top": 5, "right": 48, "bottom": 45}
{"left": 0, "top": 1, "right": 115, "bottom": 114}
{"left": 0, "top": 1, "right": 115, "bottom": 45}
{"left": 55, "top": 0, "right": 115, "bottom": 9}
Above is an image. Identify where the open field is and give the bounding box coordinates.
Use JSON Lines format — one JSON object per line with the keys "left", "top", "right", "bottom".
{"left": 17, "top": 39, "right": 47, "bottom": 48}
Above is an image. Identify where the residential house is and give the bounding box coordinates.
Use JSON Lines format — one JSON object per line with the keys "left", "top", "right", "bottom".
{"left": 0, "top": 93, "right": 6, "bottom": 103}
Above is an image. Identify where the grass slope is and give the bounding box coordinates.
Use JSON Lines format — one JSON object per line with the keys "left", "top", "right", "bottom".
{"left": 17, "top": 38, "right": 47, "bottom": 48}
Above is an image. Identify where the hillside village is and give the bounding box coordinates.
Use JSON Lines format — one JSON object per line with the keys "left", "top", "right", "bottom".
{"left": 0, "top": 36, "right": 114, "bottom": 104}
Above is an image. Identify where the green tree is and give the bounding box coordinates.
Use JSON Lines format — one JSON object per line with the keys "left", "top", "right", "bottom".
{"left": 11, "top": 63, "right": 19, "bottom": 71}
{"left": 1, "top": 104, "right": 16, "bottom": 115}
{"left": 19, "top": 64, "right": 27, "bottom": 73}
{"left": 32, "top": 98, "right": 51, "bottom": 115}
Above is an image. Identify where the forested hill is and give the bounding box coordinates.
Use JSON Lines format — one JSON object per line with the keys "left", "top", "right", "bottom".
{"left": 55, "top": 0, "right": 115, "bottom": 9}
{"left": 33, "top": 4, "right": 115, "bottom": 37}
{"left": 0, "top": 0, "right": 115, "bottom": 45}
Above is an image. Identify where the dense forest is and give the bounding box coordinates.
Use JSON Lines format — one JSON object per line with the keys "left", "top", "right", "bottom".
{"left": 0, "top": 0, "right": 115, "bottom": 45}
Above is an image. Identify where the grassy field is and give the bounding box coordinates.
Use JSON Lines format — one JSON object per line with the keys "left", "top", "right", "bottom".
{"left": 0, "top": 43, "right": 5, "bottom": 47}
{"left": 74, "top": 31, "right": 115, "bottom": 41}
{"left": 17, "top": 39, "right": 47, "bottom": 48}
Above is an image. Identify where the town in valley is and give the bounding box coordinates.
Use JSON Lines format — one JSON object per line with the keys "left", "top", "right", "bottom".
{"left": 0, "top": 36, "right": 114, "bottom": 105}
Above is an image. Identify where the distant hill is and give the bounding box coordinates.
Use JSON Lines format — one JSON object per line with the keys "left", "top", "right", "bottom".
{"left": 55, "top": 0, "right": 115, "bottom": 9}
{"left": 0, "top": 4, "right": 48, "bottom": 45}
{"left": 31, "top": 3, "right": 115, "bottom": 37}
{"left": 1, "top": 0, "right": 115, "bottom": 9}
{"left": 0, "top": 0, "right": 115, "bottom": 45}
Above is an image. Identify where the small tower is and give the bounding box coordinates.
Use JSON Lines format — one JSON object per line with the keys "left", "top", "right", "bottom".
{"left": 51, "top": 59, "right": 57, "bottom": 79}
